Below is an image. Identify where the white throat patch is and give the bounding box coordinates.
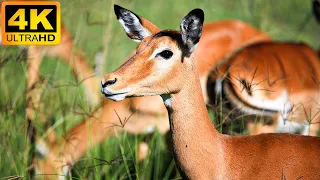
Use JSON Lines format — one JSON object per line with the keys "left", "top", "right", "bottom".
{"left": 161, "top": 94, "right": 173, "bottom": 108}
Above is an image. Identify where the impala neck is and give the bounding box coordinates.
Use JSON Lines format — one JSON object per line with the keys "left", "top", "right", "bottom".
{"left": 161, "top": 58, "right": 222, "bottom": 178}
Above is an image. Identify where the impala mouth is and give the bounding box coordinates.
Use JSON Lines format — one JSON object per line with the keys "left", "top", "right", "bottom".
{"left": 101, "top": 88, "right": 130, "bottom": 101}
{"left": 104, "top": 93, "right": 127, "bottom": 101}
{"left": 104, "top": 92, "right": 127, "bottom": 101}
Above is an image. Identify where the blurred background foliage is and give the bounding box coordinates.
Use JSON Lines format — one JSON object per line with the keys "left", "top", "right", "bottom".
{"left": 0, "top": 0, "right": 320, "bottom": 179}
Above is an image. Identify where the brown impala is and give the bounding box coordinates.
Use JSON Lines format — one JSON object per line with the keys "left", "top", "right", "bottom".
{"left": 205, "top": 0, "right": 320, "bottom": 136}
{"left": 102, "top": 5, "right": 320, "bottom": 179}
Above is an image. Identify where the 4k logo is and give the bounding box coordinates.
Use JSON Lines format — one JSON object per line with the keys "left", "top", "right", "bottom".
{"left": 1, "top": 1, "right": 60, "bottom": 45}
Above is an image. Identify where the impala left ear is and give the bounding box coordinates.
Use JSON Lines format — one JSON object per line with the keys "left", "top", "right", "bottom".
{"left": 180, "top": 8, "right": 204, "bottom": 55}
{"left": 114, "top": 4, "right": 161, "bottom": 42}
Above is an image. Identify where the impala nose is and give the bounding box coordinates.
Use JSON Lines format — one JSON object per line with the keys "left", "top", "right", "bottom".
{"left": 101, "top": 78, "right": 117, "bottom": 88}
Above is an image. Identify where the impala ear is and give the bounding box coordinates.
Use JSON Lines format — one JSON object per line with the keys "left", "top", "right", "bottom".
{"left": 313, "top": 0, "right": 320, "bottom": 24}
{"left": 114, "top": 4, "right": 161, "bottom": 42}
{"left": 180, "top": 8, "right": 204, "bottom": 55}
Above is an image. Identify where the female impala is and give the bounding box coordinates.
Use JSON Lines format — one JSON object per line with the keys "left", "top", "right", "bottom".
{"left": 205, "top": 1, "right": 320, "bottom": 136}
{"left": 207, "top": 41, "right": 320, "bottom": 136}
{"left": 102, "top": 5, "right": 320, "bottom": 179}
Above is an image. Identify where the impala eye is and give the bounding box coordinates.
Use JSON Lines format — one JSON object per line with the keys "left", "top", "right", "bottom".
{"left": 156, "top": 50, "right": 173, "bottom": 59}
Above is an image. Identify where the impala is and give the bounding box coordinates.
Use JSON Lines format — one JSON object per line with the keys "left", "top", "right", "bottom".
{"left": 207, "top": 41, "right": 320, "bottom": 136}
{"left": 102, "top": 5, "right": 320, "bottom": 179}
{"left": 205, "top": 1, "right": 320, "bottom": 136}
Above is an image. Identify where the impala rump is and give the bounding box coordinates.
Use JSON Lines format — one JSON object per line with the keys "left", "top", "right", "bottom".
{"left": 207, "top": 41, "right": 320, "bottom": 135}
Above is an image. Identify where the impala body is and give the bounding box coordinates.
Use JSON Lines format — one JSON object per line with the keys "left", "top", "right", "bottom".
{"left": 102, "top": 5, "right": 320, "bottom": 179}
{"left": 207, "top": 41, "right": 320, "bottom": 135}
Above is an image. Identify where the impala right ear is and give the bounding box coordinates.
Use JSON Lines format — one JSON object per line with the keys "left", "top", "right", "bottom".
{"left": 180, "top": 8, "right": 204, "bottom": 56}
{"left": 114, "top": 4, "right": 161, "bottom": 42}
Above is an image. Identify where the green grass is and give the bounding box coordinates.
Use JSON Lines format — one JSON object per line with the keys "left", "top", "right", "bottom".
{"left": 1, "top": 0, "right": 320, "bottom": 179}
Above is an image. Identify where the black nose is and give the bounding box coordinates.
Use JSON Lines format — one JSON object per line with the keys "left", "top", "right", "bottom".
{"left": 102, "top": 78, "right": 117, "bottom": 88}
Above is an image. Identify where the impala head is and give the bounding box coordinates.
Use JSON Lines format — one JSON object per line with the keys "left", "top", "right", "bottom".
{"left": 101, "top": 5, "right": 204, "bottom": 101}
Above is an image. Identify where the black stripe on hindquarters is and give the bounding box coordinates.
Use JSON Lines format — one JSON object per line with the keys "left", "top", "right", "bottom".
{"left": 206, "top": 72, "right": 277, "bottom": 116}
{"left": 207, "top": 75, "right": 278, "bottom": 133}
{"left": 222, "top": 77, "right": 277, "bottom": 115}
